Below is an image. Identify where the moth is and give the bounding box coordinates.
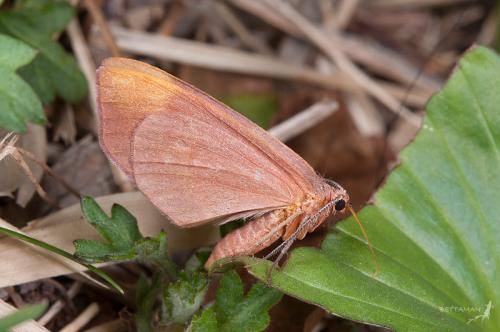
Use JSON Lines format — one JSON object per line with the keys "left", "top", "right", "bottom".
{"left": 96, "top": 57, "right": 375, "bottom": 270}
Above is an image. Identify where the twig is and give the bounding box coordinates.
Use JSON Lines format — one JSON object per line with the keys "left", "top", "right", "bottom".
{"left": 83, "top": 0, "right": 121, "bottom": 56}
{"left": 0, "top": 137, "right": 58, "bottom": 208}
{"left": 158, "top": 1, "right": 185, "bottom": 35}
{"left": 214, "top": 2, "right": 273, "bottom": 54}
{"left": 262, "top": 0, "right": 420, "bottom": 127}
{"left": 60, "top": 302, "right": 100, "bottom": 332}
{"left": 346, "top": 92, "right": 384, "bottom": 137}
{"left": 268, "top": 100, "right": 339, "bottom": 142}
{"left": 331, "top": 0, "right": 361, "bottom": 29}
{"left": 17, "top": 147, "right": 81, "bottom": 198}
{"left": 38, "top": 282, "right": 82, "bottom": 326}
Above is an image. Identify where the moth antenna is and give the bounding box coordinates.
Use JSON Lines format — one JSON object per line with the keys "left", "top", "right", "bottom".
{"left": 347, "top": 204, "right": 379, "bottom": 276}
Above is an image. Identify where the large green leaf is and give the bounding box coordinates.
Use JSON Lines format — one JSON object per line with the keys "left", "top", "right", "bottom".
{"left": 0, "top": 1, "right": 87, "bottom": 104}
{"left": 248, "top": 46, "right": 500, "bottom": 332}
{"left": 0, "top": 33, "right": 44, "bottom": 132}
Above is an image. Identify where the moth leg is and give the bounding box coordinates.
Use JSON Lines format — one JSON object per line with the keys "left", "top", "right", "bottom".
{"left": 264, "top": 214, "right": 317, "bottom": 286}
{"left": 253, "top": 210, "right": 302, "bottom": 249}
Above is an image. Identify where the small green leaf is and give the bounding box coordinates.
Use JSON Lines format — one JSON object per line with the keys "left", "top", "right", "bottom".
{"left": 75, "top": 196, "right": 143, "bottom": 263}
{"left": 0, "top": 303, "right": 47, "bottom": 331}
{"left": 248, "top": 46, "right": 500, "bottom": 332}
{"left": 162, "top": 271, "right": 209, "bottom": 326}
{"left": 219, "top": 94, "right": 278, "bottom": 128}
{"left": 0, "top": 33, "right": 44, "bottom": 132}
{"left": 0, "top": 1, "right": 87, "bottom": 104}
{"left": 135, "top": 231, "right": 178, "bottom": 279}
{"left": 188, "top": 271, "right": 282, "bottom": 332}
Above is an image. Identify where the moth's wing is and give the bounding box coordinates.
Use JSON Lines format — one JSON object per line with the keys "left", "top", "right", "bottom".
{"left": 97, "top": 57, "right": 183, "bottom": 176}
{"left": 132, "top": 107, "right": 295, "bottom": 227}
{"left": 98, "top": 57, "right": 323, "bottom": 226}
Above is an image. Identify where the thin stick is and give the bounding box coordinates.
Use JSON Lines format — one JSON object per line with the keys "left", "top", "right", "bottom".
{"left": 17, "top": 147, "right": 81, "bottom": 198}
{"left": 60, "top": 302, "right": 100, "bottom": 332}
{"left": 332, "top": 0, "right": 361, "bottom": 29}
{"left": 214, "top": 2, "right": 273, "bottom": 54}
{"left": 83, "top": 0, "right": 121, "bottom": 56}
{"left": 38, "top": 282, "right": 82, "bottom": 326}
{"left": 0, "top": 144, "right": 58, "bottom": 208}
{"left": 268, "top": 100, "right": 338, "bottom": 142}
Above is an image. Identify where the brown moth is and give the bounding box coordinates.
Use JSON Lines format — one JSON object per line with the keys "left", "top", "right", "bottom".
{"left": 96, "top": 57, "right": 374, "bottom": 269}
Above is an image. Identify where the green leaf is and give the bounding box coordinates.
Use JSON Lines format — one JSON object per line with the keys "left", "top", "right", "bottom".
{"left": 188, "top": 271, "right": 282, "bottom": 332}
{"left": 219, "top": 94, "right": 277, "bottom": 128}
{"left": 75, "top": 196, "right": 143, "bottom": 262}
{"left": 188, "top": 308, "right": 218, "bottom": 332}
{"left": 162, "top": 271, "right": 209, "bottom": 325}
{"left": 248, "top": 46, "right": 500, "bottom": 332}
{"left": 0, "top": 33, "right": 44, "bottom": 132}
{"left": 135, "top": 231, "right": 178, "bottom": 279}
{"left": 0, "top": 303, "right": 47, "bottom": 331}
{"left": 0, "top": 1, "right": 87, "bottom": 104}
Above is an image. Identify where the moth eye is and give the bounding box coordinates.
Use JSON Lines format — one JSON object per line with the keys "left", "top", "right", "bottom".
{"left": 334, "top": 199, "right": 346, "bottom": 211}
